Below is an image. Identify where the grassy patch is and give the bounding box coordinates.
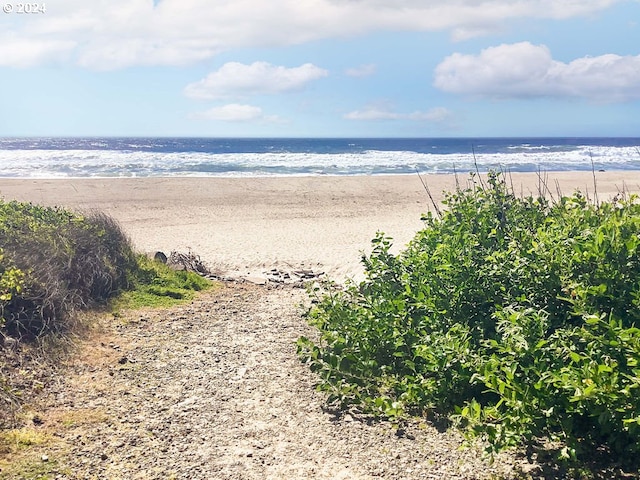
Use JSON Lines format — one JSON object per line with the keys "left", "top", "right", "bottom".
{"left": 0, "top": 426, "right": 67, "bottom": 480}
{"left": 0, "top": 427, "right": 50, "bottom": 455}
{"left": 0, "top": 407, "right": 110, "bottom": 478}
{"left": 111, "top": 255, "right": 215, "bottom": 311}
{"left": 0, "top": 455, "right": 69, "bottom": 480}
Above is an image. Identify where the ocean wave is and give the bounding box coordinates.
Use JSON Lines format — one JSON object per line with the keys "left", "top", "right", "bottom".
{"left": 0, "top": 145, "right": 639, "bottom": 178}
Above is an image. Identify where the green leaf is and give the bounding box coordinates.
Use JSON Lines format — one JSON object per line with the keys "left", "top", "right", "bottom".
{"left": 569, "top": 352, "right": 582, "bottom": 363}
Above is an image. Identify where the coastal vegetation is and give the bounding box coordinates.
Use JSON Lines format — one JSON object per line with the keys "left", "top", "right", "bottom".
{"left": 0, "top": 199, "right": 212, "bottom": 421}
{"left": 298, "top": 172, "right": 640, "bottom": 468}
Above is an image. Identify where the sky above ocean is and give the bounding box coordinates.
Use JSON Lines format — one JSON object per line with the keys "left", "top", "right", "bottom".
{"left": 1, "top": 1, "right": 639, "bottom": 138}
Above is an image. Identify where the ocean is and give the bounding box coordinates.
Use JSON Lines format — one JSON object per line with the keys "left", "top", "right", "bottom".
{"left": 0, "top": 137, "right": 639, "bottom": 178}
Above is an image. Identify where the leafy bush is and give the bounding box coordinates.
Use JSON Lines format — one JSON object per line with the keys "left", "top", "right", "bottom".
{"left": 0, "top": 200, "right": 138, "bottom": 336}
{"left": 298, "top": 172, "right": 640, "bottom": 463}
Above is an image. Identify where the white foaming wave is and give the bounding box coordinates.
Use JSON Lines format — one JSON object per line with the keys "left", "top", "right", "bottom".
{"left": 0, "top": 150, "right": 167, "bottom": 177}
{"left": 0, "top": 145, "right": 638, "bottom": 178}
{"left": 507, "top": 144, "right": 551, "bottom": 150}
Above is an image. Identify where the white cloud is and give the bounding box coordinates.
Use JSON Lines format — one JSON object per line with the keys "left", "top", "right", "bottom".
{"left": 190, "top": 103, "right": 281, "bottom": 122}
{"left": 0, "top": 36, "right": 76, "bottom": 68}
{"left": 345, "top": 64, "right": 377, "bottom": 77}
{"left": 416, "top": 106, "right": 456, "bottom": 123}
{"left": 184, "top": 62, "right": 328, "bottom": 100}
{"left": 345, "top": 106, "right": 454, "bottom": 123}
{"left": 344, "top": 108, "right": 399, "bottom": 120}
{"left": 0, "top": 0, "right": 623, "bottom": 69}
{"left": 433, "top": 42, "right": 640, "bottom": 102}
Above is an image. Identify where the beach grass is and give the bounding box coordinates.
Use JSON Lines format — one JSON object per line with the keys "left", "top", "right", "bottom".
{"left": 0, "top": 201, "right": 137, "bottom": 337}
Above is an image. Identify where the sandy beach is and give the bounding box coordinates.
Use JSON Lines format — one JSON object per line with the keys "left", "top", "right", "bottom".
{"left": 0, "top": 171, "right": 638, "bottom": 282}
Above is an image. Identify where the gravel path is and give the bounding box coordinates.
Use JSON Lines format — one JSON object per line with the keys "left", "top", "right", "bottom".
{"left": 11, "top": 283, "right": 529, "bottom": 479}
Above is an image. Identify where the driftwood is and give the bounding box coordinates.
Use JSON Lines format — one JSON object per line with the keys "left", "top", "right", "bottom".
{"left": 167, "top": 251, "right": 210, "bottom": 276}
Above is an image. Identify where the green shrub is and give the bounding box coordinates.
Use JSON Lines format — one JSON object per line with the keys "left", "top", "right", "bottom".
{"left": 0, "top": 200, "right": 215, "bottom": 336}
{"left": 0, "top": 201, "right": 138, "bottom": 336}
{"left": 298, "top": 172, "right": 640, "bottom": 463}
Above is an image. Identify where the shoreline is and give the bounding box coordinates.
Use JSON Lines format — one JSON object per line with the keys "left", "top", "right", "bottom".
{"left": 1, "top": 171, "right": 638, "bottom": 281}
{"left": 2, "top": 166, "right": 640, "bottom": 180}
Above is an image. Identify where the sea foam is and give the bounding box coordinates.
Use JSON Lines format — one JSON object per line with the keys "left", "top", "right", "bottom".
{"left": 0, "top": 138, "right": 638, "bottom": 178}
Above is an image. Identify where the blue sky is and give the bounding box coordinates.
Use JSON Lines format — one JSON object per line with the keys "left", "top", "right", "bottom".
{"left": 1, "top": 0, "right": 639, "bottom": 137}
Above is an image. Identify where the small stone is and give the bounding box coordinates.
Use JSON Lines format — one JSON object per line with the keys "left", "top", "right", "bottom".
{"left": 154, "top": 251, "right": 168, "bottom": 263}
{"left": 41, "top": 455, "right": 49, "bottom": 462}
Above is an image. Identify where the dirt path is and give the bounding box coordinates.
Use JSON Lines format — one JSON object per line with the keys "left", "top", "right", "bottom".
{"left": 3, "top": 283, "right": 528, "bottom": 479}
